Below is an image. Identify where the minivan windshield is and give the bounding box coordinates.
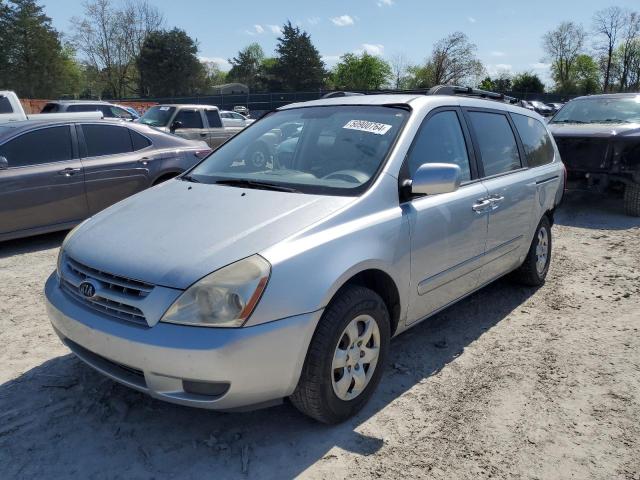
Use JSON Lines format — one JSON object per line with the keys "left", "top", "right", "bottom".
{"left": 139, "top": 106, "right": 176, "bottom": 127}
{"left": 187, "top": 105, "right": 408, "bottom": 195}
{"left": 550, "top": 96, "right": 640, "bottom": 124}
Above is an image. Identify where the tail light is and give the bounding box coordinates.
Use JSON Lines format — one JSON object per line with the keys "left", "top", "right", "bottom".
{"left": 194, "top": 149, "right": 212, "bottom": 160}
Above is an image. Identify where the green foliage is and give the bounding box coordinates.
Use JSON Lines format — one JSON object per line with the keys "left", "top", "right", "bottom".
{"left": 572, "top": 54, "right": 600, "bottom": 94}
{"left": 330, "top": 53, "right": 392, "bottom": 91}
{"left": 511, "top": 72, "right": 545, "bottom": 93}
{"left": 479, "top": 74, "right": 512, "bottom": 92}
{"left": 137, "top": 28, "right": 206, "bottom": 97}
{"left": 273, "top": 21, "right": 325, "bottom": 91}
{"left": 227, "top": 43, "right": 266, "bottom": 91}
{"left": 1, "top": 0, "right": 79, "bottom": 98}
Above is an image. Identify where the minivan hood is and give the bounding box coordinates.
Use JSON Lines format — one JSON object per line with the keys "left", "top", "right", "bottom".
{"left": 549, "top": 122, "right": 640, "bottom": 138}
{"left": 65, "top": 180, "right": 354, "bottom": 289}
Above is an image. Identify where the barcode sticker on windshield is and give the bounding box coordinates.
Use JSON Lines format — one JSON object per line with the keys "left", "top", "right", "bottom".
{"left": 343, "top": 120, "right": 392, "bottom": 135}
{"left": 159, "top": 106, "right": 170, "bottom": 111}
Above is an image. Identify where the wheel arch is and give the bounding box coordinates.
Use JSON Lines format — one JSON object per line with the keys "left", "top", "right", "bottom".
{"left": 152, "top": 170, "right": 183, "bottom": 185}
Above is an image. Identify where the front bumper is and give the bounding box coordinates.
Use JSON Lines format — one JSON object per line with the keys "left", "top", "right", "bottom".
{"left": 45, "top": 273, "right": 322, "bottom": 410}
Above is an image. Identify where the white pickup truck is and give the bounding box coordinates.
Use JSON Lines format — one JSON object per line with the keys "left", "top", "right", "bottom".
{"left": 0, "top": 91, "right": 102, "bottom": 123}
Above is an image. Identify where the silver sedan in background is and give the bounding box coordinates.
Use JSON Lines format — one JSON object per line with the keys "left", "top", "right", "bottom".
{"left": 0, "top": 119, "right": 211, "bottom": 242}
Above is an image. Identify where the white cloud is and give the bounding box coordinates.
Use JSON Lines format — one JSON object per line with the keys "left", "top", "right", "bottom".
{"left": 486, "top": 63, "right": 513, "bottom": 76}
{"left": 331, "top": 15, "right": 355, "bottom": 27}
{"left": 245, "top": 24, "right": 264, "bottom": 35}
{"left": 377, "top": 0, "right": 394, "bottom": 6}
{"left": 307, "top": 16, "right": 321, "bottom": 25}
{"left": 199, "top": 56, "right": 231, "bottom": 71}
{"left": 267, "top": 24, "right": 282, "bottom": 34}
{"left": 467, "top": 16, "right": 476, "bottom": 23}
{"left": 322, "top": 55, "right": 341, "bottom": 66}
{"left": 490, "top": 51, "right": 506, "bottom": 57}
{"left": 361, "top": 43, "right": 385, "bottom": 56}
{"left": 531, "top": 62, "right": 551, "bottom": 70}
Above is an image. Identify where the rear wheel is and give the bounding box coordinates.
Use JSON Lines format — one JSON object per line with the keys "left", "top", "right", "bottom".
{"left": 290, "top": 285, "right": 390, "bottom": 424}
{"left": 512, "top": 215, "right": 552, "bottom": 286}
{"left": 624, "top": 183, "right": 640, "bottom": 217}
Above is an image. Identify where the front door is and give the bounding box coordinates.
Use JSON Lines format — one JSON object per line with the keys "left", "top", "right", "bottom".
{"left": 464, "top": 109, "right": 536, "bottom": 284}
{"left": 0, "top": 125, "right": 88, "bottom": 236}
{"left": 172, "top": 109, "right": 209, "bottom": 143}
{"left": 405, "top": 109, "right": 489, "bottom": 324}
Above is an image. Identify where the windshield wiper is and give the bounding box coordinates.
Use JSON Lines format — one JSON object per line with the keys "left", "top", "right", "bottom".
{"left": 180, "top": 174, "right": 200, "bottom": 183}
{"left": 592, "top": 118, "right": 630, "bottom": 124}
{"left": 214, "top": 178, "right": 299, "bottom": 193}
{"left": 551, "top": 119, "right": 587, "bottom": 124}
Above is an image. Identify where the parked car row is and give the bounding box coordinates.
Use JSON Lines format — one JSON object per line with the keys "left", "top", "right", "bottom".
{"left": 519, "top": 100, "right": 563, "bottom": 116}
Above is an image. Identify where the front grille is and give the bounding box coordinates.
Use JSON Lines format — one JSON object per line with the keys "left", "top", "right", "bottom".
{"left": 554, "top": 137, "right": 611, "bottom": 172}
{"left": 60, "top": 256, "right": 153, "bottom": 327}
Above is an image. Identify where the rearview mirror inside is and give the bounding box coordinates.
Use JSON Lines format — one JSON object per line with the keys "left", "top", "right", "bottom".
{"left": 410, "top": 163, "right": 461, "bottom": 196}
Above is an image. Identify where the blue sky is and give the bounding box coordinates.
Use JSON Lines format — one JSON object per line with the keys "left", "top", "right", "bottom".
{"left": 43, "top": 0, "right": 640, "bottom": 86}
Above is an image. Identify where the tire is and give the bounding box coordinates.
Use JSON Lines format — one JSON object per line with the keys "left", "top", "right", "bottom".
{"left": 290, "top": 285, "right": 390, "bottom": 424}
{"left": 512, "top": 215, "right": 552, "bottom": 287}
{"left": 245, "top": 143, "right": 269, "bottom": 170}
{"left": 624, "top": 183, "right": 640, "bottom": 217}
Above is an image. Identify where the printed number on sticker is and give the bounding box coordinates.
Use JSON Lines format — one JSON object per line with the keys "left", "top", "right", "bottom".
{"left": 343, "top": 120, "right": 392, "bottom": 135}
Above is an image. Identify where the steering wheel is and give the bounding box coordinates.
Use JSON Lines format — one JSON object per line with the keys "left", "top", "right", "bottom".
{"left": 322, "top": 170, "right": 369, "bottom": 184}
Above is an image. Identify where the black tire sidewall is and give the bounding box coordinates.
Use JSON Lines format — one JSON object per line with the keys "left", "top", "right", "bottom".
{"left": 319, "top": 290, "right": 390, "bottom": 421}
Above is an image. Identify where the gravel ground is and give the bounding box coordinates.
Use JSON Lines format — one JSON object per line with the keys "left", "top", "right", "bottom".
{"left": 1, "top": 191, "right": 639, "bottom": 480}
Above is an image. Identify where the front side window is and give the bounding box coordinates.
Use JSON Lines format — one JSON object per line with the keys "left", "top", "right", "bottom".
{"left": 0, "top": 126, "right": 73, "bottom": 167}
{"left": 511, "top": 113, "right": 555, "bottom": 167}
{"left": 139, "top": 106, "right": 176, "bottom": 127}
{"left": 82, "top": 124, "right": 133, "bottom": 157}
{"left": 174, "top": 110, "right": 203, "bottom": 129}
{"left": 110, "top": 106, "right": 134, "bottom": 120}
{"left": 189, "top": 105, "right": 408, "bottom": 195}
{"left": 468, "top": 111, "right": 521, "bottom": 177}
{"left": 406, "top": 111, "right": 471, "bottom": 182}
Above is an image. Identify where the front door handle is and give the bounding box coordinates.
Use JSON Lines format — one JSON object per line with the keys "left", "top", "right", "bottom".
{"left": 489, "top": 195, "right": 505, "bottom": 210}
{"left": 58, "top": 167, "right": 81, "bottom": 177}
{"left": 199, "top": 133, "right": 207, "bottom": 137}
{"left": 472, "top": 198, "right": 492, "bottom": 213}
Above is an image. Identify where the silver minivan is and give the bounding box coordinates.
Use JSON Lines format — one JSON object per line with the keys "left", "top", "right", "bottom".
{"left": 45, "top": 93, "right": 564, "bottom": 423}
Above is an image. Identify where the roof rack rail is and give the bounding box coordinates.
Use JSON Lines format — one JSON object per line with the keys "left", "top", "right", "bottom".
{"left": 427, "top": 85, "right": 519, "bottom": 104}
{"left": 321, "top": 91, "right": 365, "bottom": 99}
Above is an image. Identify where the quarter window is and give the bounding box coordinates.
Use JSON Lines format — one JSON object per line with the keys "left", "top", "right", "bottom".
{"left": 406, "top": 111, "right": 471, "bottom": 182}
{"left": 0, "top": 96, "right": 13, "bottom": 114}
{"left": 468, "top": 111, "right": 521, "bottom": 177}
{"left": 0, "top": 126, "right": 73, "bottom": 167}
{"left": 130, "top": 130, "right": 151, "bottom": 151}
{"left": 83, "top": 124, "right": 133, "bottom": 157}
{"left": 175, "top": 110, "right": 203, "bottom": 129}
{"left": 511, "top": 113, "right": 554, "bottom": 167}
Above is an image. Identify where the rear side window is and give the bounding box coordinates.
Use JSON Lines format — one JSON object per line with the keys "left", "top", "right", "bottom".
{"left": 82, "top": 124, "right": 133, "bottom": 157}
{"left": 468, "top": 111, "right": 521, "bottom": 177}
{"left": 175, "top": 110, "right": 203, "bottom": 128}
{"left": 406, "top": 111, "right": 471, "bottom": 182}
{"left": 130, "top": 130, "right": 151, "bottom": 150}
{"left": 511, "top": 113, "right": 555, "bottom": 167}
{"left": 0, "top": 96, "right": 13, "bottom": 114}
{"left": 41, "top": 103, "right": 59, "bottom": 113}
{"left": 68, "top": 104, "right": 101, "bottom": 113}
{"left": 205, "top": 110, "right": 223, "bottom": 128}
{"left": 0, "top": 126, "right": 73, "bottom": 167}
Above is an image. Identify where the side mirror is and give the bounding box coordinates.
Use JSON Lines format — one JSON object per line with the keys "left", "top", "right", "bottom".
{"left": 410, "top": 163, "right": 461, "bottom": 196}
{"left": 0, "top": 156, "right": 8, "bottom": 171}
{"left": 170, "top": 120, "right": 183, "bottom": 133}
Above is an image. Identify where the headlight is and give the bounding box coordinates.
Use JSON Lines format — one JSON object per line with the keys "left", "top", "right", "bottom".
{"left": 161, "top": 255, "right": 271, "bottom": 328}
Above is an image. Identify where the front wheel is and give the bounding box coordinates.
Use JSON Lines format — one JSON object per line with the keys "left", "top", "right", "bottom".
{"left": 512, "top": 215, "right": 552, "bottom": 286}
{"left": 290, "top": 285, "right": 390, "bottom": 424}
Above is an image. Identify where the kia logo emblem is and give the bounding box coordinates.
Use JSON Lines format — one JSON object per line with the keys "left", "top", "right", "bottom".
{"left": 79, "top": 281, "right": 96, "bottom": 298}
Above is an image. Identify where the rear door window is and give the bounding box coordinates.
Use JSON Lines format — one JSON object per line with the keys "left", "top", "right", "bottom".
{"left": 511, "top": 113, "right": 555, "bottom": 167}
{"left": 175, "top": 110, "right": 203, "bottom": 128}
{"left": 467, "top": 111, "right": 521, "bottom": 177}
{"left": 0, "top": 126, "right": 73, "bottom": 167}
{"left": 205, "top": 110, "right": 223, "bottom": 128}
{"left": 0, "top": 96, "right": 13, "bottom": 114}
{"left": 82, "top": 124, "right": 133, "bottom": 157}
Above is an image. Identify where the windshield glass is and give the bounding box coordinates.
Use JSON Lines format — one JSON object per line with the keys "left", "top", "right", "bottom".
{"left": 551, "top": 96, "right": 640, "bottom": 124}
{"left": 188, "top": 105, "right": 408, "bottom": 195}
{"left": 139, "top": 106, "right": 176, "bottom": 127}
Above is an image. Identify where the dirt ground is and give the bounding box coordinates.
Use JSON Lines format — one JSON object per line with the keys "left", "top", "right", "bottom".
{"left": 1, "top": 191, "right": 639, "bottom": 480}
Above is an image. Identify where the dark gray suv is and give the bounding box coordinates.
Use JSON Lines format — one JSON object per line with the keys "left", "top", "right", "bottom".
{"left": 0, "top": 119, "right": 211, "bottom": 242}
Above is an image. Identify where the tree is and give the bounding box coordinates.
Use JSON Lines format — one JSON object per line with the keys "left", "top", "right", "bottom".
{"left": 227, "top": 43, "right": 265, "bottom": 91}
{"left": 618, "top": 10, "right": 640, "bottom": 91}
{"left": 72, "top": 0, "right": 163, "bottom": 98}
{"left": 543, "top": 21, "right": 586, "bottom": 92}
{"left": 2, "top": 0, "right": 76, "bottom": 98}
{"left": 137, "top": 29, "right": 206, "bottom": 97}
{"left": 405, "top": 32, "right": 484, "bottom": 88}
{"left": 389, "top": 53, "right": 409, "bottom": 89}
{"left": 592, "top": 6, "right": 625, "bottom": 92}
{"left": 330, "top": 53, "right": 392, "bottom": 91}
{"left": 511, "top": 72, "right": 545, "bottom": 94}
{"left": 201, "top": 61, "right": 227, "bottom": 87}
{"left": 273, "top": 21, "right": 325, "bottom": 91}
{"left": 572, "top": 54, "right": 600, "bottom": 94}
